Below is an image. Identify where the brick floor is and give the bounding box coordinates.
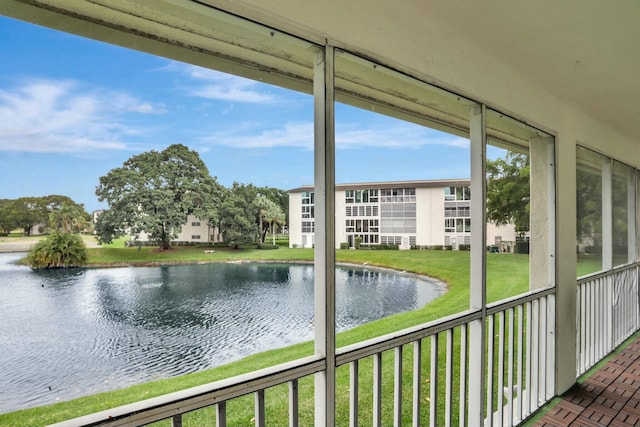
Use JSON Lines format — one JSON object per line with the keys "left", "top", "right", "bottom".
{"left": 534, "top": 336, "right": 640, "bottom": 426}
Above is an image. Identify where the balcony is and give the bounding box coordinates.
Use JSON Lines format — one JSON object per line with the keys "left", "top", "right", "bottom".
{"left": 1, "top": 2, "right": 638, "bottom": 427}
{"left": 44, "top": 263, "right": 638, "bottom": 427}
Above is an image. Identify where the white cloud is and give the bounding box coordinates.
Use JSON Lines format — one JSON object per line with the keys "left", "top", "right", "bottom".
{"left": 167, "top": 62, "right": 277, "bottom": 103}
{"left": 336, "top": 123, "right": 469, "bottom": 149}
{"left": 0, "top": 78, "right": 162, "bottom": 153}
{"left": 201, "top": 122, "right": 313, "bottom": 148}
{"left": 198, "top": 120, "right": 468, "bottom": 150}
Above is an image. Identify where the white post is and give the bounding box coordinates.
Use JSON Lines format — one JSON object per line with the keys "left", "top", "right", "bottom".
{"left": 553, "top": 134, "right": 577, "bottom": 394}
{"left": 602, "top": 159, "right": 613, "bottom": 271}
{"left": 313, "top": 45, "right": 336, "bottom": 427}
{"left": 468, "top": 104, "right": 486, "bottom": 425}
{"left": 529, "top": 136, "right": 555, "bottom": 290}
{"left": 627, "top": 168, "right": 636, "bottom": 263}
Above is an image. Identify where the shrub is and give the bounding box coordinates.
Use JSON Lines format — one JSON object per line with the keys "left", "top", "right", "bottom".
{"left": 340, "top": 242, "right": 349, "bottom": 250}
{"left": 27, "top": 232, "right": 88, "bottom": 269}
{"left": 360, "top": 244, "right": 399, "bottom": 250}
{"left": 257, "top": 244, "right": 279, "bottom": 250}
{"left": 515, "top": 241, "right": 530, "bottom": 254}
{"left": 458, "top": 244, "right": 471, "bottom": 251}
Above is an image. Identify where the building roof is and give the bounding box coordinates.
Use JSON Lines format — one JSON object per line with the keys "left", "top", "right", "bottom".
{"left": 288, "top": 178, "right": 470, "bottom": 193}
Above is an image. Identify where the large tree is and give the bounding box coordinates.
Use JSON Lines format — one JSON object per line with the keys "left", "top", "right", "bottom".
{"left": 0, "top": 195, "right": 87, "bottom": 235}
{"left": 95, "top": 144, "right": 222, "bottom": 250}
{"left": 219, "top": 183, "right": 261, "bottom": 248}
{"left": 486, "top": 152, "right": 530, "bottom": 233}
{"left": 256, "top": 195, "right": 284, "bottom": 244}
{"left": 49, "top": 201, "right": 91, "bottom": 233}
{"left": 0, "top": 200, "right": 18, "bottom": 234}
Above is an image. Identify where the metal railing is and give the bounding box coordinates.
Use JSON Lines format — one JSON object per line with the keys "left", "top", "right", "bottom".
{"left": 49, "top": 288, "right": 556, "bottom": 427}
{"left": 576, "top": 263, "right": 640, "bottom": 376}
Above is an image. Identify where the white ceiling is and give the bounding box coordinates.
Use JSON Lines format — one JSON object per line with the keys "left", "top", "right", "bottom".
{"left": 208, "top": 0, "right": 640, "bottom": 141}
{"left": 425, "top": 1, "right": 640, "bottom": 141}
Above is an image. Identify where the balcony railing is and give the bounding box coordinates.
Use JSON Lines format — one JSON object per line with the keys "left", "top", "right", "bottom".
{"left": 576, "top": 263, "right": 640, "bottom": 376}
{"left": 49, "top": 288, "right": 556, "bottom": 427}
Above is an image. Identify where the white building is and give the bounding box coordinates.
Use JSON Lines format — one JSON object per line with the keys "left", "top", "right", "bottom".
{"left": 289, "top": 179, "right": 516, "bottom": 250}
{"left": 135, "top": 214, "right": 221, "bottom": 244}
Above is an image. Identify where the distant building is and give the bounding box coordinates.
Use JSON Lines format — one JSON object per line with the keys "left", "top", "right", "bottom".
{"left": 288, "top": 179, "right": 516, "bottom": 250}
{"left": 135, "top": 214, "right": 222, "bottom": 244}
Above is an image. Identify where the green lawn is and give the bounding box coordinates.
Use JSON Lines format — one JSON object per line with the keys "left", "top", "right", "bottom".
{"left": 1, "top": 248, "right": 532, "bottom": 426}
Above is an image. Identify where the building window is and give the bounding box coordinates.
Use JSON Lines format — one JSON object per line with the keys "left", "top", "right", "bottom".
{"left": 302, "top": 221, "right": 315, "bottom": 233}
{"left": 302, "top": 191, "right": 314, "bottom": 205}
{"left": 445, "top": 218, "right": 455, "bottom": 232}
{"left": 345, "top": 190, "right": 354, "bottom": 203}
{"left": 191, "top": 235, "right": 201, "bottom": 240}
{"left": 456, "top": 218, "right": 471, "bottom": 233}
{"left": 445, "top": 186, "right": 471, "bottom": 201}
{"left": 302, "top": 205, "right": 314, "bottom": 219}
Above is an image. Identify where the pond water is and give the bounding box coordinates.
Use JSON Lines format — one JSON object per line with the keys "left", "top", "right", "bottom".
{"left": 0, "top": 253, "right": 445, "bottom": 413}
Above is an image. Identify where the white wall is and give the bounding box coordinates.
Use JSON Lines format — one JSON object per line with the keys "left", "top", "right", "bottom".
{"left": 334, "top": 190, "right": 347, "bottom": 246}
{"left": 137, "top": 214, "right": 217, "bottom": 243}
{"left": 416, "top": 187, "right": 445, "bottom": 246}
{"left": 288, "top": 192, "right": 302, "bottom": 248}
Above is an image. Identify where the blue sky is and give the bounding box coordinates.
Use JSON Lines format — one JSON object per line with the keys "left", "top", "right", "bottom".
{"left": 0, "top": 16, "right": 470, "bottom": 213}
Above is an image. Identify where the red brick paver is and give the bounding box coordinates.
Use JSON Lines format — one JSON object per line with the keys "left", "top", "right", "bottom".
{"left": 534, "top": 336, "right": 640, "bottom": 426}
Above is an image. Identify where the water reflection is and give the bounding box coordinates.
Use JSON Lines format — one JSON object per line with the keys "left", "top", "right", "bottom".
{"left": 0, "top": 254, "right": 444, "bottom": 413}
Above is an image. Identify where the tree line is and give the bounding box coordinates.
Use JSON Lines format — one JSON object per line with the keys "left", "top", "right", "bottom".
{"left": 95, "top": 144, "right": 288, "bottom": 250}
{"left": 0, "top": 195, "right": 90, "bottom": 236}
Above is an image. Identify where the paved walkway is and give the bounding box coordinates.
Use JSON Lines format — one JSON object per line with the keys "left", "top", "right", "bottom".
{"left": 534, "top": 335, "right": 640, "bottom": 426}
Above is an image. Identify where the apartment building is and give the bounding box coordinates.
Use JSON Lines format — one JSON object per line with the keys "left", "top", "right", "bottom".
{"left": 289, "top": 179, "right": 516, "bottom": 249}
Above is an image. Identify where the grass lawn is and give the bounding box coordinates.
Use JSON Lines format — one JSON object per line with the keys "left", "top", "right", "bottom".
{"left": 1, "top": 247, "right": 532, "bottom": 426}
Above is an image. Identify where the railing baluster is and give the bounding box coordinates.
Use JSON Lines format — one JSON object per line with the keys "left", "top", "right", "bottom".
{"left": 216, "top": 402, "right": 227, "bottom": 427}
{"left": 497, "top": 311, "right": 504, "bottom": 427}
{"left": 590, "top": 280, "right": 595, "bottom": 363}
{"left": 531, "top": 298, "right": 540, "bottom": 407}
{"left": 516, "top": 304, "right": 523, "bottom": 423}
{"left": 597, "top": 278, "right": 603, "bottom": 359}
{"left": 171, "top": 414, "right": 182, "bottom": 427}
{"left": 459, "top": 325, "right": 467, "bottom": 427}
{"left": 539, "top": 297, "right": 547, "bottom": 403}
{"left": 350, "top": 361, "right": 359, "bottom": 427}
{"left": 413, "top": 339, "right": 422, "bottom": 427}
{"left": 445, "top": 329, "right": 453, "bottom": 427}
{"left": 546, "top": 294, "right": 556, "bottom": 401}
{"left": 373, "top": 352, "right": 382, "bottom": 427}
{"left": 524, "top": 301, "right": 532, "bottom": 418}
{"left": 430, "top": 333, "right": 438, "bottom": 427}
{"left": 289, "top": 379, "right": 299, "bottom": 427}
{"left": 255, "top": 390, "right": 265, "bottom": 427}
{"left": 394, "top": 345, "right": 403, "bottom": 427}
{"left": 486, "top": 315, "right": 494, "bottom": 427}
{"left": 507, "top": 307, "right": 514, "bottom": 426}
{"left": 579, "top": 284, "right": 586, "bottom": 375}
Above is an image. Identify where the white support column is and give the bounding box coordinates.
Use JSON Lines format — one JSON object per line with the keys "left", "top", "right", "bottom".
{"left": 602, "top": 159, "right": 613, "bottom": 271}
{"left": 313, "top": 45, "right": 336, "bottom": 427}
{"left": 530, "top": 136, "right": 555, "bottom": 290}
{"left": 553, "top": 135, "right": 577, "bottom": 394}
{"left": 468, "top": 104, "right": 486, "bottom": 425}
{"left": 627, "top": 169, "right": 636, "bottom": 263}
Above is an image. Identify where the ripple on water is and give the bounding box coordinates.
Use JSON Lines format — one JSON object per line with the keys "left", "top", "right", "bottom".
{"left": 0, "top": 262, "right": 445, "bottom": 414}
